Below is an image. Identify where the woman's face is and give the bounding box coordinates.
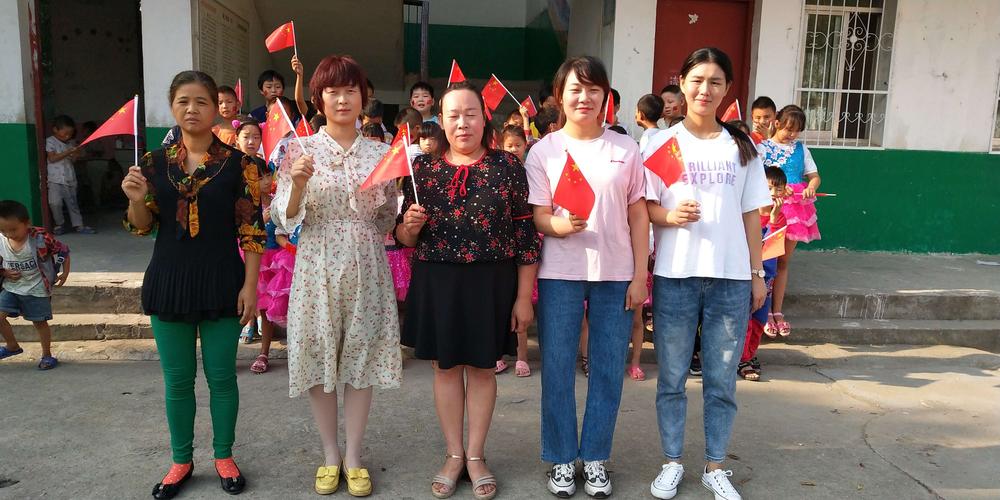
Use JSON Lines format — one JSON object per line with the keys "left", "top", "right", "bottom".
{"left": 236, "top": 126, "right": 261, "bottom": 156}
{"left": 560, "top": 70, "right": 604, "bottom": 126}
{"left": 171, "top": 83, "right": 217, "bottom": 135}
{"left": 320, "top": 85, "right": 363, "bottom": 127}
{"left": 680, "top": 62, "right": 730, "bottom": 119}
{"left": 440, "top": 89, "right": 485, "bottom": 155}
{"left": 773, "top": 124, "right": 800, "bottom": 143}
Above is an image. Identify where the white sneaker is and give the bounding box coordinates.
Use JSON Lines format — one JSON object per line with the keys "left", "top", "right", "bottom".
{"left": 650, "top": 462, "right": 684, "bottom": 499}
{"left": 548, "top": 462, "right": 576, "bottom": 498}
{"left": 701, "top": 467, "right": 742, "bottom": 500}
{"left": 582, "top": 460, "right": 612, "bottom": 498}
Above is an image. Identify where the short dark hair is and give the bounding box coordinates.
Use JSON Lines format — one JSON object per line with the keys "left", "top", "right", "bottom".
{"left": 608, "top": 125, "right": 628, "bottom": 135}
{"left": 0, "top": 200, "right": 30, "bottom": 222}
{"left": 415, "top": 120, "right": 443, "bottom": 141}
{"left": 438, "top": 81, "right": 493, "bottom": 150}
{"left": 534, "top": 107, "right": 560, "bottom": 136}
{"left": 217, "top": 85, "right": 237, "bottom": 99}
{"left": 309, "top": 54, "right": 369, "bottom": 112}
{"left": 660, "top": 84, "right": 682, "bottom": 96}
{"left": 751, "top": 96, "right": 777, "bottom": 112}
{"left": 394, "top": 107, "right": 422, "bottom": 130}
{"left": 500, "top": 124, "right": 526, "bottom": 143}
{"left": 361, "top": 123, "right": 384, "bottom": 140}
{"left": 169, "top": 70, "right": 219, "bottom": 106}
{"left": 765, "top": 166, "right": 787, "bottom": 186}
{"left": 257, "top": 70, "right": 285, "bottom": 90}
{"left": 552, "top": 56, "right": 611, "bottom": 123}
{"left": 637, "top": 94, "right": 664, "bottom": 122}
{"left": 234, "top": 117, "right": 261, "bottom": 136}
{"left": 610, "top": 88, "right": 620, "bottom": 108}
{"left": 410, "top": 81, "right": 435, "bottom": 99}
{"left": 52, "top": 115, "right": 75, "bottom": 131}
{"left": 362, "top": 99, "right": 384, "bottom": 119}
{"left": 726, "top": 119, "right": 750, "bottom": 135}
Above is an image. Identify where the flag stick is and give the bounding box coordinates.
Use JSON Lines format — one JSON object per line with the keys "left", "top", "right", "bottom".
{"left": 133, "top": 94, "right": 139, "bottom": 167}
{"left": 291, "top": 21, "right": 298, "bottom": 57}
{"left": 237, "top": 78, "right": 242, "bottom": 114}
{"left": 404, "top": 127, "right": 420, "bottom": 206}
{"left": 493, "top": 74, "right": 520, "bottom": 107}
{"left": 815, "top": 193, "right": 837, "bottom": 197}
{"left": 276, "top": 101, "right": 307, "bottom": 153}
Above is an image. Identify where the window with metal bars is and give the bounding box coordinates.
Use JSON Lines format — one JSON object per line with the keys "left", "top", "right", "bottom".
{"left": 796, "top": 0, "right": 896, "bottom": 148}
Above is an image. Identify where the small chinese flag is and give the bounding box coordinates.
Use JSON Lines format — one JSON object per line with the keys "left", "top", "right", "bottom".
{"left": 482, "top": 74, "right": 507, "bottom": 112}
{"left": 643, "top": 135, "right": 685, "bottom": 187}
{"left": 234, "top": 79, "right": 243, "bottom": 106}
{"left": 360, "top": 125, "right": 411, "bottom": 191}
{"left": 80, "top": 97, "right": 136, "bottom": 146}
{"left": 750, "top": 130, "right": 765, "bottom": 145}
{"left": 447, "top": 59, "right": 466, "bottom": 87}
{"left": 265, "top": 22, "right": 295, "bottom": 53}
{"left": 263, "top": 104, "right": 293, "bottom": 161}
{"left": 521, "top": 96, "right": 538, "bottom": 118}
{"left": 720, "top": 100, "right": 741, "bottom": 122}
{"left": 295, "top": 118, "right": 314, "bottom": 137}
{"left": 604, "top": 93, "right": 616, "bottom": 125}
{"left": 761, "top": 225, "right": 787, "bottom": 260}
{"left": 552, "top": 151, "right": 595, "bottom": 220}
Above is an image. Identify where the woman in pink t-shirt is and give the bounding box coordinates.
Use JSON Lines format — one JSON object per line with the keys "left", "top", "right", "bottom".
{"left": 524, "top": 56, "right": 649, "bottom": 498}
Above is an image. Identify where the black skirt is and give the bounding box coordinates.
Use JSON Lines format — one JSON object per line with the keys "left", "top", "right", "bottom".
{"left": 402, "top": 259, "right": 517, "bottom": 369}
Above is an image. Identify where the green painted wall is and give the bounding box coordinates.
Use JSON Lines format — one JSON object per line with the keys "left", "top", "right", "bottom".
{"left": 0, "top": 123, "right": 43, "bottom": 223}
{"left": 807, "top": 148, "right": 1000, "bottom": 254}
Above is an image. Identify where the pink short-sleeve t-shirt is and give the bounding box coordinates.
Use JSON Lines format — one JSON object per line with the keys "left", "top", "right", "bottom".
{"left": 524, "top": 129, "right": 646, "bottom": 281}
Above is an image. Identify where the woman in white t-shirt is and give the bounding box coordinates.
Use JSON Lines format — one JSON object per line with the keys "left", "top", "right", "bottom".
{"left": 643, "top": 48, "right": 770, "bottom": 500}
{"left": 524, "top": 56, "right": 648, "bottom": 498}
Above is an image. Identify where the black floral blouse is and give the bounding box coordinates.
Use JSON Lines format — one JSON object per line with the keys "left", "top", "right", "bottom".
{"left": 397, "top": 150, "right": 540, "bottom": 266}
{"left": 124, "top": 137, "right": 266, "bottom": 323}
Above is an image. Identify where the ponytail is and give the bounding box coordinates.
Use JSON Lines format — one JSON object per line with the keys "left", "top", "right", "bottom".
{"left": 717, "top": 117, "right": 757, "bottom": 166}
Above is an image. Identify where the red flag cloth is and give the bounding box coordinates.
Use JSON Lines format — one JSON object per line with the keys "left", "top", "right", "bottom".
{"left": 720, "top": 100, "right": 741, "bottom": 122}
{"left": 80, "top": 97, "right": 135, "bottom": 146}
{"left": 643, "top": 135, "right": 685, "bottom": 187}
{"left": 552, "top": 151, "right": 595, "bottom": 220}
{"left": 234, "top": 79, "right": 243, "bottom": 106}
{"left": 447, "top": 59, "right": 466, "bottom": 86}
{"left": 360, "top": 125, "right": 411, "bottom": 191}
{"left": 484, "top": 106, "right": 492, "bottom": 121}
{"left": 749, "top": 130, "right": 765, "bottom": 145}
{"left": 295, "top": 118, "right": 314, "bottom": 137}
{"left": 265, "top": 22, "right": 295, "bottom": 53}
{"left": 481, "top": 75, "right": 506, "bottom": 111}
{"left": 605, "top": 93, "right": 616, "bottom": 125}
{"left": 761, "top": 226, "right": 787, "bottom": 260}
{"left": 263, "top": 105, "right": 292, "bottom": 161}
{"left": 521, "top": 96, "right": 538, "bottom": 118}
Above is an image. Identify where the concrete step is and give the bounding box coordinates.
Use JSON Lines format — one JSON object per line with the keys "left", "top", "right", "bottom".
{"left": 782, "top": 292, "right": 1000, "bottom": 320}
{"left": 777, "top": 318, "right": 1000, "bottom": 353}
{"left": 9, "top": 314, "right": 151, "bottom": 341}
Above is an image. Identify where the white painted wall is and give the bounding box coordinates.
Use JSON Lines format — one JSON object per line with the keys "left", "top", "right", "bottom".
{"left": 748, "top": 0, "right": 801, "bottom": 112}
{"left": 140, "top": 0, "right": 195, "bottom": 128}
{"left": 883, "top": 0, "right": 1000, "bottom": 151}
{"left": 427, "top": 0, "right": 527, "bottom": 27}
{"left": 0, "top": 0, "right": 32, "bottom": 123}
{"left": 610, "top": 0, "right": 656, "bottom": 138}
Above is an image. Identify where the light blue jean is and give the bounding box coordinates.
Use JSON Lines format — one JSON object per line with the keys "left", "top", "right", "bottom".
{"left": 652, "top": 276, "right": 750, "bottom": 462}
{"left": 538, "top": 279, "right": 632, "bottom": 463}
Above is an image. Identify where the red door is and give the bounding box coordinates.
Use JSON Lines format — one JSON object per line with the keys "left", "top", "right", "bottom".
{"left": 652, "top": 0, "right": 754, "bottom": 119}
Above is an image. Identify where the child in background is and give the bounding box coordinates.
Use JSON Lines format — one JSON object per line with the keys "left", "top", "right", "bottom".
{"left": 249, "top": 70, "right": 285, "bottom": 124}
{"left": 362, "top": 99, "right": 393, "bottom": 142}
{"left": 234, "top": 119, "right": 263, "bottom": 159}
{"left": 409, "top": 81, "right": 437, "bottom": 123}
{"left": 362, "top": 123, "right": 386, "bottom": 143}
{"left": 0, "top": 200, "right": 70, "bottom": 370}
{"left": 636, "top": 93, "right": 664, "bottom": 151}
{"left": 46, "top": 115, "right": 95, "bottom": 235}
{"left": 758, "top": 104, "right": 821, "bottom": 337}
{"left": 658, "top": 85, "right": 684, "bottom": 128}
{"left": 394, "top": 107, "right": 424, "bottom": 163}
{"left": 500, "top": 125, "right": 528, "bottom": 163}
{"left": 250, "top": 164, "right": 290, "bottom": 374}
{"left": 534, "top": 107, "right": 560, "bottom": 139}
{"left": 416, "top": 121, "right": 445, "bottom": 158}
{"left": 213, "top": 86, "right": 240, "bottom": 145}
{"left": 750, "top": 96, "right": 777, "bottom": 144}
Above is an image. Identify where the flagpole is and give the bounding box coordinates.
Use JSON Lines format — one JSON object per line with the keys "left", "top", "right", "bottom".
{"left": 493, "top": 74, "right": 520, "bottom": 106}
{"left": 276, "top": 101, "right": 307, "bottom": 153}
{"left": 237, "top": 78, "right": 242, "bottom": 114}
{"left": 291, "top": 21, "right": 298, "bottom": 57}
{"left": 404, "top": 127, "right": 420, "bottom": 206}
{"left": 133, "top": 94, "right": 139, "bottom": 167}
{"left": 448, "top": 60, "right": 456, "bottom": 87}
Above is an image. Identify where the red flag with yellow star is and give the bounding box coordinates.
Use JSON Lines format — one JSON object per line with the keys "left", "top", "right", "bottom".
{"left": 761, "top": 226, "right": 787, "bottom": 260}
{"left": 295, "top": 118, "right": 314, "bottom": 137}
{"left": 447, "top": 59, "right": 466, "bottom": 87}
{"left": 644, "top": 135, "right": 685, "bottom": 187}
{"left": 80, "top": 97, "right": 136, "bottom": 146}
{"left": 482, "top": 74, "right": 507, "bottom": 112}
{"left": 552, "top": 151, "right": 595, "bottom": 220}
{"left": 360, "top": 124, "right": 412, "bottom": 191}
{"left": 263, "top": 104, "right": 293, "bottom": 161}
{"left": 265, "top": 22, "right": 296, "bottom": 53}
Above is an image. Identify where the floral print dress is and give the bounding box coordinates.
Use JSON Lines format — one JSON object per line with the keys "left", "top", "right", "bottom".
{"left": 271, "top": 129, "right": 402, "bottom": 397}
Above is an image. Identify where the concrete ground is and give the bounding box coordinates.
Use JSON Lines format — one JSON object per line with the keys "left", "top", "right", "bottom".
{"left": 1, "top": 343, "right": 998, "bottom": 500}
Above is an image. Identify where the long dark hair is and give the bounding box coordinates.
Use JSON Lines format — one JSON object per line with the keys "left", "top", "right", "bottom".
{"left": 679, "top": 48, "right": 757, "bottom": 166}
{"left": 438, "top": 81, "right": 494, "bottom": 150}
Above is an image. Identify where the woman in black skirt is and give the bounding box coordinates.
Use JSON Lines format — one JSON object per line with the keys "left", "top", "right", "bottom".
{"left": 396, "top": 81, "right": 540, "bottom": 500}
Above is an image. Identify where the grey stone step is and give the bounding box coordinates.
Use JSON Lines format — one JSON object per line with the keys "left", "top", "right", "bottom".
{"left": 776, "top": 318, "right": 1000, "bottom": 353}
{"left": 9, "top": 314, "right": 151, "bottom": 341}
{"left": 782, "top": 292, "right": 1000, "bottom": 321}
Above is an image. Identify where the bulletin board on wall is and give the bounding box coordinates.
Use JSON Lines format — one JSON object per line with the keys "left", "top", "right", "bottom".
{"left": 195, "top": 0, "right": 250, "bottom": 93}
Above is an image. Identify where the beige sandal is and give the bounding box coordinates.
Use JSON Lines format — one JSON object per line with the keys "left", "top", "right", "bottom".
{"left": 431, "top": 453, "right": 464, "bottom": 499}
{"left": 466, "top": 457, "right": 497, "bottom": 500}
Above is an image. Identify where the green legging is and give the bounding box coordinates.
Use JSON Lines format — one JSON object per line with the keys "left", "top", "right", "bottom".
{"left": 151, "top": 315, "right": 241, "bottom": 464}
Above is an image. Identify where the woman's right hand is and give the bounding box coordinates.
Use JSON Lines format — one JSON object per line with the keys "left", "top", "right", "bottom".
{"left": 401, "top": 204, "right": 428, "bottom": 235}
{"left": 567, "top": 213, "right": 588, "bottom": 233}
{"left": 121, "top": 166, "right": 148, "bottom": 202}
{"left": 291, "top": 154, "right": 315, "bottom": 189}
{"left": 666, "top": 199, "right": 701, "bottom": 227}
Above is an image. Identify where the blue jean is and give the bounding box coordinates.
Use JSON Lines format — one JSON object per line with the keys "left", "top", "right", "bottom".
{"left": 538, "top": 279, "right": 632, "bottom": 463}
{"left": 652, "top": 276, "right": 750, "bottom": 463}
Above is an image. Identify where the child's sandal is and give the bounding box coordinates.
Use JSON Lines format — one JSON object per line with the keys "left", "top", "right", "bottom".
{"left": 152, "top": 462, "right": 193, "bottom": 500}
{"left": 763, "top": 313, "right": 779, "bottom": 338}
{"left": 774, "top": 313, "right": 791, "bottom": 337}
{"left": 250, "top": 354, "right": 269, "bottom": 374}
{"left": 494, "top": 360, "right": 509, "bottom": 375}
{"left": 215, "top": 457, "right": 246, "bottom": 495}
{"left": 0, "top": 346, "right": 24, "bottom": 360}
{"left": 514, "top": 360, "right": 531, "bottom": 377}
{"left": 738, "top": 361, "right": 760, "bottom": 381}
{"left": 627, "top": 365, "right": 646, "bottom": 381}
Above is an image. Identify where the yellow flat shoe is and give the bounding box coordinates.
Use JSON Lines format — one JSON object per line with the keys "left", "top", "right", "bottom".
{"left": 344, "top": 467, "right": 373, "bottom": 497}
{"left": 315, "top": 465, "right": 340, "bottom": 495}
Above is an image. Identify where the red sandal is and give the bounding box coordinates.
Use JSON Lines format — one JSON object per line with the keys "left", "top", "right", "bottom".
{"left": 249, "top": 354, "right": 268, "bottom": 374}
